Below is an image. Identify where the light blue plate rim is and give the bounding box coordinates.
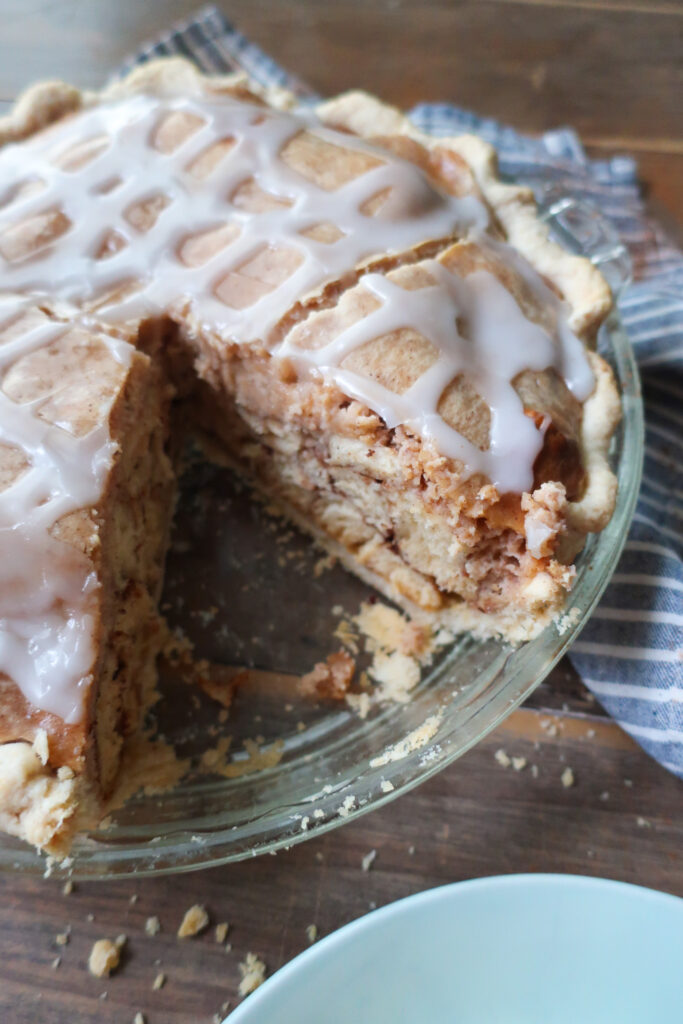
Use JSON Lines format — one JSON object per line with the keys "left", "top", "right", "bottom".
{"left": 226, "top": 873, "right": 682, "bottom": 1022}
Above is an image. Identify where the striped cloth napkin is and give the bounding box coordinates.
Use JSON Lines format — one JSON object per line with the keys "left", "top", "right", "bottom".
{"left": 120, "top": 5, "right": 683, "bottom": 779}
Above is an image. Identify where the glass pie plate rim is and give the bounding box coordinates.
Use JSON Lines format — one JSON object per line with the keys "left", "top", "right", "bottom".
{"left": 0, "top": 192, "right": 644, "bottom": 878}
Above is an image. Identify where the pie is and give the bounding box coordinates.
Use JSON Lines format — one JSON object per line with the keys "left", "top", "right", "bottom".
{"left": 0, "top": 59, "right": 620, "bottom": 854}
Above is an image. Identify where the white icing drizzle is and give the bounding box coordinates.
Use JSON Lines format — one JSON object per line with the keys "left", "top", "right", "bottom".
{"left": 0, "top": 89, "right": 594, "bottom": 722}
{"left": 279, "top": 261, "right": 590, "bottom": 494}
{"left": 0, "top": 295, "right": 133, "bottom": 721}
{"left": 0, "top": 94, "right": 486, "bottom": 331}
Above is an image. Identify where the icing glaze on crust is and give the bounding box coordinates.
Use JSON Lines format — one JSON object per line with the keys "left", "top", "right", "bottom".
{"left": 0, "top": 85, "right": 593, "bottom": 486}
{"left": 0, "top": 297, "right": 135, "bottom": 721}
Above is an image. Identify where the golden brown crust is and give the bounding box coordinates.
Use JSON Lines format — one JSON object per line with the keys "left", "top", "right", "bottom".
{"left": 316, "top": 89, "right": 612, "bottom": 341}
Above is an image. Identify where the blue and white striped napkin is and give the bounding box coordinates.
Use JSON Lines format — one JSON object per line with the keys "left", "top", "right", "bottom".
{"left": 121, "top": 6, "right": 683, "bottom": 779}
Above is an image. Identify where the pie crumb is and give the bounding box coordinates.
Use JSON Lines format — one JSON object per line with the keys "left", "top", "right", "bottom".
{"left": 177, "top": 904, "right": 209, "bottom": 938}
{"left": 299, "top": 651, "right": 355, "bottom": 699}
{"left": 361, "top": 849, "right": 377, "bottom": 872}
{"left": 152, "top": 972, "right": 165, "bottom": 990}
{"left": 494, "top": 748, "right": 511, "bottom": 769}
{"left": 336, "top": 794, "right": 357, "bottom": 818}
{"left": 313, "top": 553, "right": 336, "bottom": 577}
{"left": 134, "top": 1014, "right": 145, "bottom": 1024}
{"left": 32, "top": 728, "right": 49, "bottom": 766}
{"left": 511, "top": 756, "right": 527, "bottom": 772}
{"left": 238, "top": 952, "right": 267, "bottom": 996}
{"left": 561, "top": 767, "right": 575, "bottom": 788}
{"left": 88, "top": 936, "right": 126, "bottom": 977}
{"left": 370, "top": 713, "right": 441, "bottom": 768}
{"left": 380, "top": 780, "right": 394, "bottom": 793}
{"left": 215, "top": 922, "right": 230, "bottom": 943}
{"left": 55, "top": 931, "right": 70, "bottom": 947}
{"left": 51, "top": 956, "right": 61, "bottom": 970}
{"left": 306, "top": 923, "right": 317, "bottom": 943}
{"left": 62, "top": 880, "right": 74, "bottom": 895}
{"left": 145, "top": 916, "right": 161, "bottom": 936}
{"left": 212, "top": 999, "right": 231, "bottom": 1023}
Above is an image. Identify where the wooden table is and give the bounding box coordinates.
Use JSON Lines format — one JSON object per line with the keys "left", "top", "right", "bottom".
{"left": 1, "top": 2, "right": 681, "bottom": 1022}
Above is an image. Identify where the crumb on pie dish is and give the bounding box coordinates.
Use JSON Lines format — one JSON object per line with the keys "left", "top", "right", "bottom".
{"left": 0, "top": 58, "right": 621, "bottom": 855}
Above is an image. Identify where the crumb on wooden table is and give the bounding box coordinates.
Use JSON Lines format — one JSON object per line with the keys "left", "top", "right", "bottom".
{"left": 212, "top": 1002, "right": 232, "bottom": 1024}
{"left": 145, "top": 916, "right": 161, "bottom": 936}
{"left": 88, "top": 935, "right": 126, "bottom": 978}
{"left": 306, "top": 923, "right": 317, "bottom": 943}
{"left": 152, "top": 972, "right": 165, "bottom": 991}
{"left": 494, "top": 748, "right": 511, "bottom": 768}
{"left": 177, "top": 904, "right": 209, "bottom": 938}
{"left": 561, "top": 767, "right": 575, "bottom": 788}
{"left": 361, "top": 849, "right": 377, "bottom": 872}
{"left": 215, "top": 921, "right": 230, "bottom": 944}
{"left": 238, "top": 952, "right": 267, "bottom": 997}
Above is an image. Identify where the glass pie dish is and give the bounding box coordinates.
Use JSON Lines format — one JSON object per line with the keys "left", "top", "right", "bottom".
{"left": 0, "top": 193, "right": 643, "bottom": 878}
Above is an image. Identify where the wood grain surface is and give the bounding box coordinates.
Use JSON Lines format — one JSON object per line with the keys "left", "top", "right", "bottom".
{"left": 0, "top": 1, "right": 681, "bottom": 1022}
